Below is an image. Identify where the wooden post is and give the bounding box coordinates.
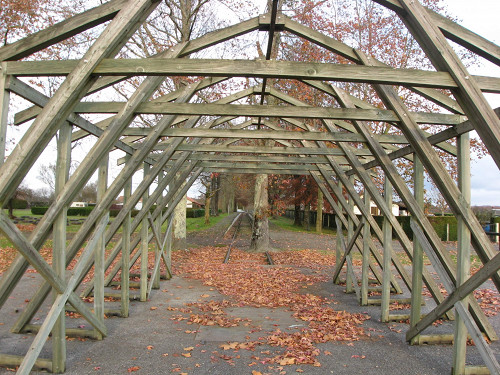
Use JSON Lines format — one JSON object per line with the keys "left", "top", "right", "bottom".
{"left": 0, "top": 63, "right": 9, "bottom": 165}
{"left": 361, "top": 191, "right": 371, "bottom": 305}
{"left": 335, "top": 214, "right": 343, "bottom": 284}
{"left": 335, "top": 179, "right": 343, "bottom": 280}
{"left": 316, "top": 188, "right": 323, "bottom": 233}
{"left": 452, "top": 132, "right": 471, "bottom": 374}
{"left": 94, "top": 154, "right": 108, "bottom": 339}
{"left": 153, "top": 170, "right": 164, "bottom": 289}
{"left": 121, "top": 171, "right": 132, "bottom": 318}
{"left": 381, "top": 177, "right": 393, "bottom": 322}
{"left": 346, "top": 176, "right": 354, "bottom": 294}
{"left": 52, "top": 122, "right": 71, "bottom": 373}
{"left": 410, "top": 155, "right": 424, "bottom": 345}
{"left": 141, "top": 162, "right": 150, "bottom": 301}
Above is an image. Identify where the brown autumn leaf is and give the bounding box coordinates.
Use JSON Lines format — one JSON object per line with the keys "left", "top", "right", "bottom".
{"left": 127, "top": 366, "right": 140, "bottom": 372}
{"left": 181, "top": 353, "right": 191, "bottom": 358}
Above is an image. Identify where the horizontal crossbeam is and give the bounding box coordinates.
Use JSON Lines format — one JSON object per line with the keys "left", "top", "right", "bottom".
{"left": 5, "top": 59, "right": 500, "bottom": 93}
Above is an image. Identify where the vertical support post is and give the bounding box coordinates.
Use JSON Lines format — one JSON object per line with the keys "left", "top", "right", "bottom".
{"left": 0, "top": 63, "right": 10, "bottom": 165}
{"left": 334, "top": 215, "right": 343, "bottom": 284}
{"left": 153, "top": 171, "right": 163, "bottom": 289}
{"left": 361, "top": 191, "right": 371, "bottom": 305}
{"left": 52, "top": 122, "right": 71, "bottom": 373}
{"left": 121, "top": 171, "right": 132, "bottom": 318}
{"left": 381, "top": 176, "right": 393, "bottom": 322}
{"left": 94, "top": 154, "right": 108, "bottom": 339}
{"left": 346, "top": 176, "right": 355, "bottom": 294}
{"left": 410, "top": 155, "right": 424, "bottom": 345}
{"left": 335, "top": 179, "right": 343, "bottom": 285}
{"left": 316, "top": 188, "right": 323, "bottom": 234}
{"left": 453, "top": 133, "right": 471, "bottom": 374}
{"left": 140, "top": 162, "right": 150, "bottom": 301}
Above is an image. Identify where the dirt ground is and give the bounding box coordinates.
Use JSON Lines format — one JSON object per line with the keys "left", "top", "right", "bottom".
{"left": 0, "top": 213, "right": 499, "bottom": 374}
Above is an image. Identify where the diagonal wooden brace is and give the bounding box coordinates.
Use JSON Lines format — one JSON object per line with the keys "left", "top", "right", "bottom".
{"left": 0, "top": 212, "right": 108, "bottom": 336}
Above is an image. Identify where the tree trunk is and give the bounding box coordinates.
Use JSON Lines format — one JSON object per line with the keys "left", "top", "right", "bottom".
{"left": 316, "top": 188, "right": 323, "bottom": 233}
{"left": 204, "top": 196, "right": 211, "bottom": 225}
{"left": 7, "top": 199, "right": 14, "bottom": 219}
{"left": 250, "top": 173, "right": 270, "bottom": 252}
{"left": 304, "top": 204, "right": 310, "bottom": 231}
{"left": 172, "top": 194, "right": 187, "bottom": 250}
{"left": 214, "top": 174, "right": 220, "bottom": 216}
{"left": 294, "top": 204, "right": 302, "bottom": 226}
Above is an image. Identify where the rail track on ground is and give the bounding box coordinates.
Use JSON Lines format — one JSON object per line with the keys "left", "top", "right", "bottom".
{"left": 222, "top": 212, "right": 274, "bottom": 265}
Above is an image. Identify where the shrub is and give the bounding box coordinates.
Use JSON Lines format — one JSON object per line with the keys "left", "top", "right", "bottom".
{"left": 31, "top": 206, "right": 48, "bottom": 215}
{"left": 187, "top": 208, "right": 205, "bottom": 218}
{"left": 67, "top": 207, "right": 94, "bottom": 216}
{"left": 11, "top": 198, "right": 28, "bottom": 209}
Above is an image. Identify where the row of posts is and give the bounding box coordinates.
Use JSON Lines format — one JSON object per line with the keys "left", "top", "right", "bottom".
{"left": 335, "top": 133, "right": 472, "bottom": 374}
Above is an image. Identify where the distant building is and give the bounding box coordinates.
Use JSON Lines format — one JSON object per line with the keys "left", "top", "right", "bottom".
{"left": 493, "top": 209, "right": 500, "bottom": 217}
{"left": 187, "top": 197, "right": 204, "bottom": 209}
{"left": 352, "top": 200, "right": 400, "bottom": 216}
{"left": 70, "top": 202, "right": 88, "bottom": 208}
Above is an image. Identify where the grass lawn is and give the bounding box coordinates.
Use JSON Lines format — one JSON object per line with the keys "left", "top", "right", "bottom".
{"left": 270, "top": 216, "right": 337, "bottom": 235}
{"left": 186, "top": 213, "right": 228, "bottom": 232}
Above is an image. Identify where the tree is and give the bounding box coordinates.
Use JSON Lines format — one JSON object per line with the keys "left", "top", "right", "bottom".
{"left": 199, "top": 173, "right": 220, "bottom": 225}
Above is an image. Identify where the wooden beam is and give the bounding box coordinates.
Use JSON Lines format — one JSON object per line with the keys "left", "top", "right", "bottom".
{"left": 358, "top": 50, "right": 500, "bottom": 293}
{"left": 372, "top": 0, "right": 500, "bottom": 66}
{"left": 393, "top": 0, "right": 500, "bottom": 172}
{"left": 0, "top": 44, "right": 191, "bottom": 323}
{"left": 0, "top": 0, "right": 160, "bottom": 206}
{"left": 16, "top": 102, "right": 462, "bottom": 125}
{"left": 158, "top": 144, "right": 364, "bottom": 156}
{"left": 124, "top": 127, "right": 408, "bottom": 143}
{"left": 341, "top": 51, "right": 496, "bottom": 339}
{"left": 0, "top": 0, "right": 128, "bottom": 61}
{"left": 6, "top": 59, "right": 500, "bottom": 93}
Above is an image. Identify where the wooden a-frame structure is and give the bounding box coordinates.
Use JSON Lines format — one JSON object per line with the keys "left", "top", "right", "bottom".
{"left": 0, "top": 0, "right": 499, "bottom": 373}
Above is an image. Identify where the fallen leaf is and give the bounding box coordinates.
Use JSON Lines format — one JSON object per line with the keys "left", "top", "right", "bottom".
{"left": 147, "top": 345, "right": 154, "bottom": 350}
{"left": 183, "top": 347, "right": 194, "bottom": 351}
{"left": 127, "top": 366, "right": 140, "bottom": 372}
{"left": 181, "top": 353, "right": 191, "bottom": 358}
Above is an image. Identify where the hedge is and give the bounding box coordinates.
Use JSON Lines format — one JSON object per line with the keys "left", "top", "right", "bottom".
{"left": 31, "top": 206, "right": 48, "bottom": 215}
{"left": 67, "top": 207, "right": 94, "bottom": 216}
{"left": 335, "top": 214, "right": 457, "bottom": 241}
{"left": 32, "top": 206, "right": 94, "bottom": 216}
{"left": 109, "top": 209, "right": 139, "bottom": 217}
{"left": 492, "top": 217, "right": 500, "bottom": 224}
{"left": 187, "top": 208, "right": 205, "bottom": 218}
{"left": 10, "top": 198, "right": 28, "bottom": 209}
